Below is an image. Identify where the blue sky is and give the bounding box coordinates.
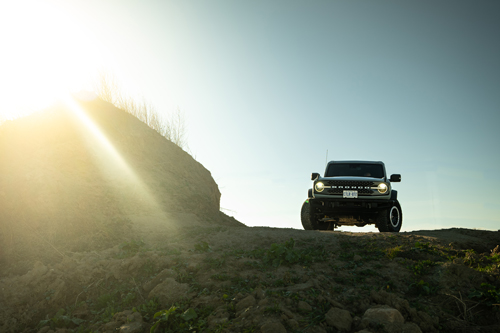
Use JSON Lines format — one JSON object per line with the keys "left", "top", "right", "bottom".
{"left": 2, "top": 0, "right": 499, "bottom": 231}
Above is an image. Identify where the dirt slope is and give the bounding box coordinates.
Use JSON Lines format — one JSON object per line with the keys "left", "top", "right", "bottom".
{"left": 0, "top": 97, "right": 243, "bottom": 266}
{"left": 0, "top": 227, "right": 499, "bottom": 333}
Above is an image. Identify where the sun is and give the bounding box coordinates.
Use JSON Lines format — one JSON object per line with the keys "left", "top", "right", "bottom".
{"left": 0, "top": 1, "right": 103, "bottom": 120}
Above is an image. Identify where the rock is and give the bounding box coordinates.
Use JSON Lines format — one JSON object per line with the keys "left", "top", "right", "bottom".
{"left": 254, "top": 287, "right": 265, "bottom": 299}
{"left": 362, "top": 305, "right": 405, "bottom": 333}
{"left": 414, "top": 310, "right": 438, "bottom": 332}
{"left": 298, "top": 300, "right": 312, "bottom": 312}
{"left": 113, "top": 310, "right": 143, "bottom": 323}
{"left": 325, "top": 307, "right": 353, "bottom": 331}
{"left": 259, "top": 298, "right": 270, "bottom": 306}
{"left": 207, "top": 305, "right": 230, "bottom": 327}
{"left": 402, "top": 322, "right": 422, "bottom": 333}
{"left": 236, "top": 295, "right": 256, "bottom": 312}
{"left": 280, "top": 306, "right": 296, "bottom": 319}
{"left": 325, "top": 296, "right": 345, "bottom": 309}
{"left": 370, "top": 290, "right": 411, "bottom": 317}
{"left": 37, "top": 327, "right": 51, "bottom": 333}
{"left": 307, "top": 326, "right": 327, "bottom": 333}
{"left": 148, "top": 278, "right": 189, "bottom": 307}
{"left": 287, "top": 280, "right": 315, "bottom": 292}
{"left": 143, "top": 269, "right": 176, "bottom": 293}
{"left": 261, "top": 321, "right": 287, "bottom": 333}
{"left": 102, "top": 321, "right": 121, "bottom": 331}
{"left": 23, "top": 262, "right": 48, "bottom": 285}
{"left": 287, "top": 318, "right": 300, "bottom": 329}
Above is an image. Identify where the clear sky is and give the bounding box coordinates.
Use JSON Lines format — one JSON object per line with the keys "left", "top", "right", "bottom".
{"left": 2, "top": 0, "right": 499, "bottom": 231}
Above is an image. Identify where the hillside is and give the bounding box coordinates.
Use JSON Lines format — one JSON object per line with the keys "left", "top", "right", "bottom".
{"left": 0, "top": 96, "right": 242, "bottom": 267}
{"left": 0, "top": 97, "right": 499, "bottom": 333}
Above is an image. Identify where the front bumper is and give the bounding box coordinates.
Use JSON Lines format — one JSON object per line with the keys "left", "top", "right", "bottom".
{"left": 308, "top": 197, "right": 396, "bottom": 225}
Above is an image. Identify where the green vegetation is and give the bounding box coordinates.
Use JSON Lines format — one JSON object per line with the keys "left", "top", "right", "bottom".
{"left": 470, "top": 283, "right": 500, "bottom": 308}
{"left": 150, "top": 306, "right": 201, "bottom": 332}
{"left": 242, "top": 238, "right": 328, "bottom": 268}
{"left": 409, "top": 260, "right": 437, "bottom": 276}
{"left": 385, "top": 245, "right": 402, "bottom": 259}
{"left": 37, "top": 309, "right": 85, "bottom": 330}
{"left": 193, "top": 241, "right": 211, "bottom": 253}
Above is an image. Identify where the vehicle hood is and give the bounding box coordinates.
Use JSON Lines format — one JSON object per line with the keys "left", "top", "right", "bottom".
{"left": 318, "top": 176, "right": 385, "bottom": 182}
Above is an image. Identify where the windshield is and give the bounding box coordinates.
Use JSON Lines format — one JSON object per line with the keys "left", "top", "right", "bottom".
{"left": 325, "top": 163, "right": 384, "bottom": 178}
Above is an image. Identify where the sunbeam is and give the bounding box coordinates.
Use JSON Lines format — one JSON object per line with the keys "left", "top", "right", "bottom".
{"left": 63, "top": 95, "right": 163, "bottom": 214}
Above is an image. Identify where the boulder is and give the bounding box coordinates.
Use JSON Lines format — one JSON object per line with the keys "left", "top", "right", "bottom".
{"left": 325, "top": 307, "right": 353, "bottom": 331}
{"left": 235, "top": 295, "right": 256, "bottom": 312}
{"left": 362, "top": 305, "right": 405, "bottom": 333}
{"left": 148, "top": 278, "right": 189, "bottom": 307}
{"left": 260, "top": 322, "right": 287, "bottom": 333}
{"left": 298, "top": 300, "right": 313, "bottom": 312}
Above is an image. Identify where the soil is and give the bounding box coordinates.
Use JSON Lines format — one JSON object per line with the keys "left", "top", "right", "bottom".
{"left": 0, "top": 98, "right": 499, "bottom": 332}
{"left": 1, "top": 226, "right": 499, "bottom": 333}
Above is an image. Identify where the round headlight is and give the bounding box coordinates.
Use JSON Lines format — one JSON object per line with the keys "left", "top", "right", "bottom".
{"left": 315, "top": 182, "right": 325, "bottom": 192}
{"left": 377, "top": 183, "right": 388, "bottom": 194}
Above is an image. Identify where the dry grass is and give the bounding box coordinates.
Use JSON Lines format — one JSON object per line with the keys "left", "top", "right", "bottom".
{"left": 95, "top": 72, "right": 188, "bottom": 151}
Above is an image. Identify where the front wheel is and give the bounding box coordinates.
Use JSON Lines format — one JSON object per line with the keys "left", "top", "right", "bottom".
{"left": 377, "top": 201, "right": 403, "bottom": 232}
{"left": 301, "top": 200, "right": 328, "bottom": 230}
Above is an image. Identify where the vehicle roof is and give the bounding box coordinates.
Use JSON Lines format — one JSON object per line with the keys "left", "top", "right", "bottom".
{"left": 327, "top": 160, "right": 385, "bottom": 165}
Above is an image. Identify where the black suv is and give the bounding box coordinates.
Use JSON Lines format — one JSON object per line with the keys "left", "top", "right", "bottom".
{"left": 301, "top": 160, "right": 402, "bottom": 232}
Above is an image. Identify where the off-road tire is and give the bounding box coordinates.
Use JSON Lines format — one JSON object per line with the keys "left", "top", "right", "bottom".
{"left": 301, "top": 200, "right": 327, "bottom": 230}
{"left": 377, "top": 201, "right": 402, "bottom": 232}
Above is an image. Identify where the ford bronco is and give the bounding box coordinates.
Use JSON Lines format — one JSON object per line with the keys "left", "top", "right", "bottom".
{"left": 301, "top": 160, "right": 402, "bottom": 232}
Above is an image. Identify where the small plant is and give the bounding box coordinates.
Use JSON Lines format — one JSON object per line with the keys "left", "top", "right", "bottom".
{"left": 264, "top": 303, "right": 282, "bottom": 315}
{"left": 150, "top": 306, "right": 200, "bottom": 332}
{"left": 414, "top": 241, "right": 432, "bottom": 251}
{"left": 211, "top": 273, "right": 230, "bottom": 281}
{"left": 464, "top": 249, "right": 477, "bottom": 266}
{"left": 409, "top": 279, "right": 432, "bottom": 296}
{"left": 133, "top": 298, "right": 160, "bottom": 321}
{"left": 38, "top": 309, "right": 85, "bottom": 330}
{"left": 470, "top": 283, "right": 500, "bottom": 308}
{"left": 385, "top": 245, "right": 402, "bottom": 259}
{"left": 385, "top": 280, "right": 396, "bottom": 291}
{"left": 263, "top": 238, "right": 301, "bottom": 267}
{"left": 205, "top": 256, "right": 226, "bottom": 268}
{"left": 194, "top": 241, "right": 211, "bottom": 253}
{"left": 151, "top": 306, "right": 177, "bottom": 332}
{"left": 409, "top": 260, "right": 437, "bottom": 276}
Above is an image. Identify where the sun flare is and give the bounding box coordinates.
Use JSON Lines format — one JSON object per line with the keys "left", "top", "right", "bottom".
{"left": 0, "top": 1, "right": 103, "bottom": 120}
{"left": 64, "top": 95, "right": 164, "bottom": 214}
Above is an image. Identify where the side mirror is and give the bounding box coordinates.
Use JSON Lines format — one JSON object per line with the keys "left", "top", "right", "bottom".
{"left": 390, "top": 174, "right": 401, "bottom": 182}
{"left": 311, "top": 173, "right": 320, "bottom": 181}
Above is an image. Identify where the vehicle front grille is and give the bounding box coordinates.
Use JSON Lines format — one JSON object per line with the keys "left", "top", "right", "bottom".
{"left": 323, "top": 180, "right": 375, "bottom": 195}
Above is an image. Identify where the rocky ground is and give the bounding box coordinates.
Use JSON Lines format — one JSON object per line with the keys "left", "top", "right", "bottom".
{"left": 1, "top": 226, "right": 499, "bottom": 333}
